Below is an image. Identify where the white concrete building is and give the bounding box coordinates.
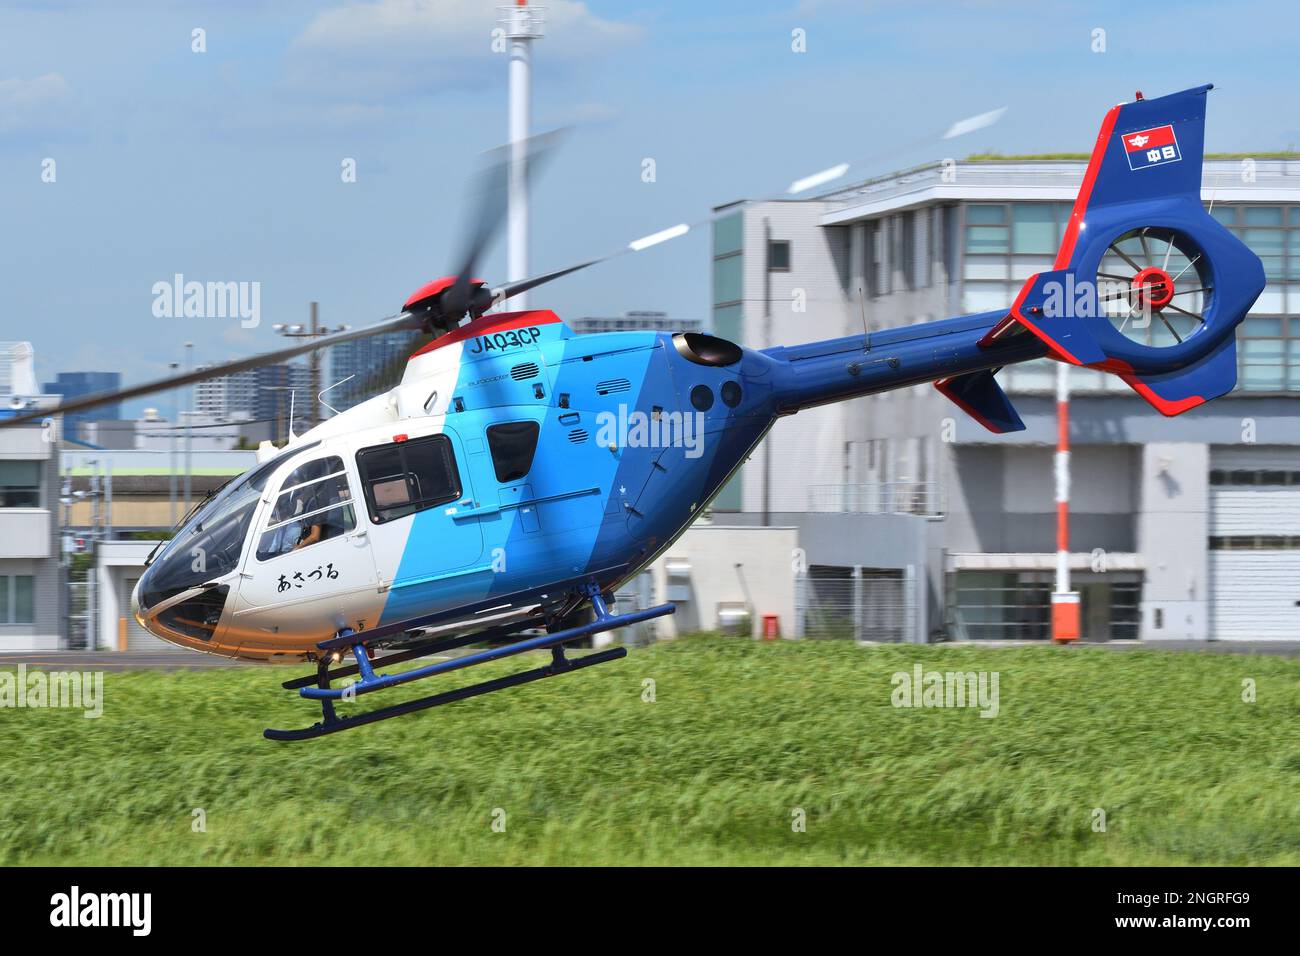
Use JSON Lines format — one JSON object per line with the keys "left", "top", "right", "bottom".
{"left": 94, "top": 539, "right": 177, "bottom": 651}
{"left": 0, "top": 343, "right": 65, "bottom": 650}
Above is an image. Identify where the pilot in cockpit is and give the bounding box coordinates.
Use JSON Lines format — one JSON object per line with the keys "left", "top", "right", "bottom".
{"left": 293, "top": 483, "right": 351, "bottom": 551}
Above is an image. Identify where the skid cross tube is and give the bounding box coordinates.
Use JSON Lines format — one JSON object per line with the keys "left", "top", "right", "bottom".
{"left": 280, "top": 614, "right": 550, "bottom": 691}
{"left": 300, "top": 600, "right": 674, "bottom": 701}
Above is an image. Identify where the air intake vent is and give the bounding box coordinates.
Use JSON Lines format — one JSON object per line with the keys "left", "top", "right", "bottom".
{"left": 568, "top": 429, "right": 589, "bottom": 445}
{"left": 511, "top": 362, "right": 541, "bottom": 381}
{"left": 596, "top": 378, "right": 631, "bottom": 396}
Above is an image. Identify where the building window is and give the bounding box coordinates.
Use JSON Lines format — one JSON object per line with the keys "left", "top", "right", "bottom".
{"left": 868, "top": 220, "right": 889, "bottom": 297}
{"left": 1011, "top": 203, "right": 1057, "bottom": 254}
{"left": 0, "top": 575, "right": 35, "bottom": 624}
{"left": 0, "top": 461, "right": 41, "bottom": 508}
{"left": 356, "top": 435, "right": 462, "bottom": 524}
{"left": 713, "top": 213, "right": 743, "bottom": 257}
{"left": 1210, "top": 535, "right": 1300, "bottom": 550}
{"left": 950, "top": 572, "right": 1049, "bottom": 640}
{"left": 1207, "top": 204, "right": 1300, "bottom": 391}
{"left": 486, "top": 421, "right": 540, "bottom": 483}
{"left": 943, "top": 205, "right": 960, "bottom": 287}
{"left": 713, "top": 303, "right": 742, "bottom": 344}
{"left": 930, "top": 206, "right": 945, "bottom": 285}
{"left": 1209, "top": 468, "right": 1300, "bottom": 486}
{"left": 950, "top": 571, "right": 1140, "bottom": 640}
{"left": 964, "top": 204, "right": 1009, "bottom": 253}
{"left": 914, "top": 210, "right": 931, "bottom": 289}
{"left": 767, "top": 239, "right": 791, "bottom": 271}
{"left": 712, "top": 211, "right": 744, "bottom": 339}
{"left": 900, "top": 214, "right": 916, "bottom": 290}
{"left": 712, "top": 254, "right": 742, "bottom": 306}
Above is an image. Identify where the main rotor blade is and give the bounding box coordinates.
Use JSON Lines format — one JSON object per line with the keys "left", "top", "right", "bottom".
{"left": 0, "top": 311, "right": 424, "bottom": 430}
{"left": 492, "top": 259, "right": 604, "bottom": 304}
{"left": 445, "top": 128, "right": 566, "bottom": 316}
{"left": 490, "top": 222, "right": 693, "bottom": 307}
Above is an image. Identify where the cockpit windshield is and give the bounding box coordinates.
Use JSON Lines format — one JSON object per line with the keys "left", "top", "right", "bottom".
{"left": 138, "top": 442, "right": 319, "bottom": 610}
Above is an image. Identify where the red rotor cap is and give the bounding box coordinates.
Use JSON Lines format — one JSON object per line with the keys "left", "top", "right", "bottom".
{"left": 1132, "top": 266, "right": 1175, "bottom": 311}
{"left": 403, "top": 276, "right": 486, "bottom": 311}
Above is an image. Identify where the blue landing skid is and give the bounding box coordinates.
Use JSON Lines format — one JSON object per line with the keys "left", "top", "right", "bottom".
{"left": 263, "top": 588, "right": 675, "bottom": 742}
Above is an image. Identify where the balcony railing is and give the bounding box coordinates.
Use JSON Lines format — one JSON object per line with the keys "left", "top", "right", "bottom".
{"left": 805, "top": 481, "right": 944, "bottom": 516}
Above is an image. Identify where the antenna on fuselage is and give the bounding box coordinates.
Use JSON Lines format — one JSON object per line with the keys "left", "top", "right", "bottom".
{"left": 318, "top": 375, "right": 356, "bottom": 418}
{"left": 858, "top": 285, "right": 871, "bottom": 351}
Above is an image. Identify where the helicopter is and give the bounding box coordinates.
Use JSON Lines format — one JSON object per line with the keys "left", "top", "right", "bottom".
{"left": 1, "top": 84, "right": 1263, "bottom": 740}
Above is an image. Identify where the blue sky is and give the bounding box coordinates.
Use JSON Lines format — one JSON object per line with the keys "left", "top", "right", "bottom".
{"left": 1, "top": 0, "right": 1296, "bottom": 415}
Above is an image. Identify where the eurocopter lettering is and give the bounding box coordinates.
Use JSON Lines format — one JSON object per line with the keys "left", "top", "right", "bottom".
{"left": 3, "top": 86, "right": 1263, "bottom": 740}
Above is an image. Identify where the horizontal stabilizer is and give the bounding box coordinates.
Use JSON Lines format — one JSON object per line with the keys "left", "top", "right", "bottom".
{"left": 1119, "top": 336, "right": 1238, "bottom": 416}
{"left": 934, "top": 368, "right": 1025, "bottom": 433}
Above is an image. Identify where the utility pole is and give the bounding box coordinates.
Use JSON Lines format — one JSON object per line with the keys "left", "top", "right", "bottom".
{"left": 183, "top": 342, "right": 193, "bottom": 514}
{"left": 274, "top": 302, "right": 349, "bottom": 432}
{"left": 309, "top": 301, "right": 320, "bottom": 429}
{"left": 265, "top": 386, "right": 290, "bottom": 444}
{"left": 500, "top": 1, "right": 544, "bottom": 309}
{"left": 168, "top": 361, "right": 179, "bottom": 524}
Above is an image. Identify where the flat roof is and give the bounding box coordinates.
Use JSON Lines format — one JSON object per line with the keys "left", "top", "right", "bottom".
{"left": 711, "top": 158, "right": 1300, "bottom": 224}
{"left": 816, "top": 158, "right": 1300, "bottom": 226}
{"left": 61, "top": 448, "right": 257, "bottom": 476}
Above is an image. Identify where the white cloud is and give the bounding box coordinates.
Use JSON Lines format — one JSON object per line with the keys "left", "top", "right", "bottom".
{"left": 288, "top": 0, "right": 645, "bottom": 101}
{"left": 0, "top": 73, "right": 71, "bottom": 135}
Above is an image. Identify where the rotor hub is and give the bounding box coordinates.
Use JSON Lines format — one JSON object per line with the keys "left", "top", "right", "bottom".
{"left": 1131, "top": 266, "right": 1175, "bottom": 311}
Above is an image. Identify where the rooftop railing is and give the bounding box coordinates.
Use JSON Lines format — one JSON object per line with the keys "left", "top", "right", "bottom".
{"left": 818, "top": 159, "right": 1300, "bottom": 214}
{"left": 805, "top": 480, "right": 944, "bottom": 516}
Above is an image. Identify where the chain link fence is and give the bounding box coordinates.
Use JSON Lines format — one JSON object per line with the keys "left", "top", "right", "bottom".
{"left": 65, "top": 577, "right": 94, "bottom": 650}
{"left": 795, "top": 566, "right": 913, "bottom": 642}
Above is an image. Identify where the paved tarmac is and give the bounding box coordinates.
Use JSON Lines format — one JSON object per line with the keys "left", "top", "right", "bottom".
{"left": 941, "top": 639, "right": 1300, "bottom": 657}
{"left": 0, "top": 651, "right": 253, "bottom": 671}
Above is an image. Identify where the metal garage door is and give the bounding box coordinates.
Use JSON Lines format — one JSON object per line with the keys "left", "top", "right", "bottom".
{"left": 120, "top": 575, "right": 177, "bottom": 651}
{"left": 1208, "top": 447, "right": 1300, "bottom": 640}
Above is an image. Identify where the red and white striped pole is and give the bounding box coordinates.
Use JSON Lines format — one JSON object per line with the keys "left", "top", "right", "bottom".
{"left": 1051, "top": 361, "right": 1080, "bottom": 642}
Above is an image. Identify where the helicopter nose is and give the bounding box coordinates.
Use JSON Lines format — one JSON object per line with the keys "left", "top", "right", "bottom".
{"left": 130, "top": 578, "right": 145, "bottom": 623}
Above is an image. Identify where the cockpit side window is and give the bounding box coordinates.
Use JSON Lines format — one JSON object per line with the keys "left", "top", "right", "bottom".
{"left": 256, "top": 455, "right": 357, "bottom": 561}
{"left": 356, "top": 435, "right": 462, "bottom": 524}
{"left": 137, "top": 441, "right": 321, "bottom": 611}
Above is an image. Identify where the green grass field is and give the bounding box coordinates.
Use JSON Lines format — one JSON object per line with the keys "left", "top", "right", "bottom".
{"left": 1, "top": 637, "right": 1297, "bottom": 866}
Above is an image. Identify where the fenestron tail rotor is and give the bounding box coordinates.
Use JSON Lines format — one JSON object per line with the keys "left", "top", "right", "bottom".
{"left": 1098, "top": 227, "right": 1212, "bottom": 347}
